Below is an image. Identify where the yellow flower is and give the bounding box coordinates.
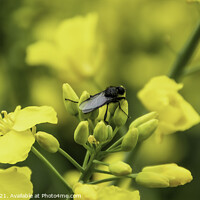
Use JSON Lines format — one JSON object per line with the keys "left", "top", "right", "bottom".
{"left": 0, "top": 106, "right": 57, "bottom": 164}
{"left": 73, "top": 183, "right": 140, "bottom": 200}
{"left": 138, "top": 76, "right": 200, "bottom": 136}
{"left": 26, "top": 13, "right": 103, "bottom": 82}
{"left": 136, "top": 163, "right": 193, "bottom": 188}
{"left": 108, "top": 161, "right": 132, "bottom": 176}
{"left": 0, "top": 166, "right": 33, "bottom": 199}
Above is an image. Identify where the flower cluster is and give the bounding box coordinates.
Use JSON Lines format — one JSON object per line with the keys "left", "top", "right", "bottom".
{"left": 0, "top": 76, "right": 198, "bottom": 199}
{"left": 62, "top": 79, "right": 196, "bottom": 199}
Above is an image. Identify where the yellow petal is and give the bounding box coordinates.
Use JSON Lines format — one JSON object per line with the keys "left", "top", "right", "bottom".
{"left": 73, "top": 183, "right": 98, "bottom": 200}
{"left": 26, "top": 41, "right": 62, "bottom": 68}
{"left": 13, "top": 106, "right": 58, "bottom": 131}
{"left": 138, "top": 75, "right": 200, "bottom": 136}
{"left": 0, "top": 166, "right": 33, "bottom": 199}
{"left": 0, "top": 130, "right": 35, "bottom": 164}
{"left": 73, "top": 183, "right": 140, "bottom": 200}
{"left": 98, "top": 185, "right": 140, "bottom": 200}
{"left": 141, "top": 163, "right": 193, "bottom": 187}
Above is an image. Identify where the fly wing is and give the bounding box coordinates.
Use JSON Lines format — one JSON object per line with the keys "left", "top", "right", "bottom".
{"left": 79, "top": 92, "right": 112, "bottom": 114}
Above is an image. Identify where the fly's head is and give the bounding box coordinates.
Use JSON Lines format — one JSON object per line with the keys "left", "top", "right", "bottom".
{"left": 117, "top": 86, "right": 125, "bottom": 96}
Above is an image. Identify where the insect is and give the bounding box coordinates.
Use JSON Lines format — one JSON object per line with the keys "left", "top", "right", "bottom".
{"left": 79, "top": 86, "right": 127, "bottom": 121}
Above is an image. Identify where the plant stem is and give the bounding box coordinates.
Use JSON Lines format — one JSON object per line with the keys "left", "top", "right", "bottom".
{"left": 89, "top": 177, "right": 121, "bottom": 184}
{"left": 93, "top": 160, "right": 109, "bottom": 166}
{"left": 31, "top": 146, "right": 73, "bottom": 194}
{"left": 58, "top": 148, "right": 84, "bottom": 172}
{"left": 89, "top": 174, "right": 137, "bottom": 185}
{"left": 169, "top": 21, "right": 200, "bottom": 81}
{"left": 93, "top": 169, "right": 112, "bottom": 175}
{"left": 79, "top": 153, "right": 96, "bottom": 182}
{"left": 82, "top": 150, "right": 90, "bottom": 169}
{"left": 106, "top": 136, "right": 124, "bottom": 151}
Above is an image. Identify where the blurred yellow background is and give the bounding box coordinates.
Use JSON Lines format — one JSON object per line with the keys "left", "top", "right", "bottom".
{"left": 0, "top": 0, "right": 200, "bottom": 199}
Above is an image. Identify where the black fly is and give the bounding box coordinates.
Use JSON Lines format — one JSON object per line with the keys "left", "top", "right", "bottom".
{"left": 79, "top": 86, "right": 127, "bottom": 121}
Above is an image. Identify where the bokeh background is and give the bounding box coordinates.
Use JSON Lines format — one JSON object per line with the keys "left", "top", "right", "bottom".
{"left": 0, "top": 0, "right": 200, "bottom": 199}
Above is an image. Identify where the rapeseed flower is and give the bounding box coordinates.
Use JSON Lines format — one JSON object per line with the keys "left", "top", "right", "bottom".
{"left": 26, "top": 13, "right": 103, "bottom": 82}
{"left": 136, "top": 163, "right": 192, "bottom": 188}
{"left": 138, "top": 76, "right": 199, "bottom": 136}
{"left": 0, "top": 106, "right": 57, "bottom": 164}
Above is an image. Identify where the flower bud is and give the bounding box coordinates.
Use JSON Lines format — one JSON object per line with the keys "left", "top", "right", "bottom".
{"left": 96, "top": 106, "right": 110, "bottom": 122}
{"left": 113, "top": 100, "right": 128, "bottom": 127}
{"left": 63, "top": 83, "right": 79, "bottom": 116}
{"left": 108, "top": 161, "right": 132, "bottom": 176}
{"left": 130, "top": 112, "right": 158, "bottom": 129}
{"left": 79, "top": 91, "right": 91, "bottom": 120}
{"left": 90, "top": 109, "right": 99, "bottom": 121}
{"left": 93, "top": 121, "right": 108, "bottom": 142}
{"left": 35, "top": 131, "right": 60, "bottom": 153}
{"left": 74, "top": 121, "right": 89, "bottom": 145}
{"left": 136, "top": 172, "right": 169, "bottom": 188}
{"left": 108, "top": 103, "right": 118, "bottom": 115}
{"left": 137, "top": 119, "right": 158, "bottom": 142}
{"left": 121, "top": 128, "right": 138, "bottom": 151}
{"left": 142, "top": 163, "right": 193, "bottom": 187}
{"left": 106, "top": 125, "right": 113, "bottom": 139}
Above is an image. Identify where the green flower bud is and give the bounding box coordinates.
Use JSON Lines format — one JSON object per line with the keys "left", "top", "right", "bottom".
{"left": 138, "top": 119, "right": 158, "bottom": 142}
{"left": 79, "top": 91, "right": 91, "bottom": 120}
{"left": 63, "top": 83, "right": 79, "bottom": 116}
{"left": 130, "top": 112, "right": 158, "bottom": 129}
{"left": 113, "top": 100, "right": 128, "bottom": 127}
{"left": 93, "top": 121, "right": 108, "bottom": 142}
{"left": 108, "top": 103, "right": 118, "bottom": 115}
{"left": 107, "top": 125, "right": 113, "bottom": 139}
{"left": 109, "top": 161, "right": 132, "bottom": 176}
{"left": 35, "top": 131, "right": 60, "bottom": 153}
{"left": 121, "top": 128, "right": 138, "bottom": 151}
{"left": 74, "top": 121, "right": 89, "bottom": 145}
{"left": 136, "top": 172, "right": 169, "bottom": 188}
{"left": 96, "top": 106, "right": 110, "bottom": 122}
{"left": 90, "top": 109, "right": 99, "bottom": 121}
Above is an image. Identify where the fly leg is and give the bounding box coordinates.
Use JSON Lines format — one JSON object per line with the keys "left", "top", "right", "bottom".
{"left": 65, "top": 98, "right": 78, "bottom": 103}
{"left": 116, "top": 98, "right": 130, "bottom": 118}
{"left": 104, "top": 103, "right": 109, "bottom": 124}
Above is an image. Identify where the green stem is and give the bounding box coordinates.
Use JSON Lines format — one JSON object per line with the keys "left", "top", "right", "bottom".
{"left": 82, "top": 150, "right": 90, "bottom": 169}
{"left": 89, "top": 177, "right": 122, "bottom": 184}
{"left": 104, "top": 148, "right": 121, "bottom": 153}
{"left": 83, "top": 144, "right": 92, "bottom": 152}
{"left": 106, "top": 136, "right": 124, "bottom": 151}
{"left": 89, "top": 174, "right": 137, "bottom": 185}
{"left": 79, "top": 153, "right": 96, "bottom": 182}
{"left": 169, "top": 21, "right": 200, "bottom": 81}
{"left": 31, "top": 146, "right": 73, "bottom": 194}
{"left": 93, "top": 160, "right": 109, "bottom": 166}
{"left": 58, "top": 148, "right": 84, "bottom": 172}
